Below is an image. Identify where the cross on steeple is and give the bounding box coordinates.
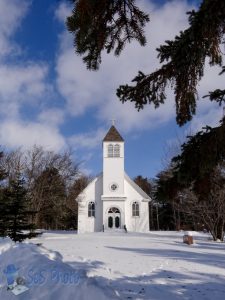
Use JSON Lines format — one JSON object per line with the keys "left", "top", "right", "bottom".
{"left": 110, "top": 119, "right": 116, "bottom": 126}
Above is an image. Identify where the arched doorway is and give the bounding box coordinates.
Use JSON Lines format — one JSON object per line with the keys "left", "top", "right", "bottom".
{"left": 107, "top": 207, "right": 121, "bottom": 229}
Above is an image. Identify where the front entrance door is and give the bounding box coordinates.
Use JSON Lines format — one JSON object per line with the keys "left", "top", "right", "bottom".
{"left": 108, "top": 207, "right": 121, "bottom": 229}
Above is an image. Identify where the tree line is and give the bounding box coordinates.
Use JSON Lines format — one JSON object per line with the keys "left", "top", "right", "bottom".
{"left": 156, "top": 118, "right": 225, "bottom": 241}
{"left": 0, "top": 146, "right": 89, "bottom": 242}
{"left": 0, "top": 134, "right": 224, "bottom": 243}
{"left": 134, "top": 117, "right": 225, "bottom": 241}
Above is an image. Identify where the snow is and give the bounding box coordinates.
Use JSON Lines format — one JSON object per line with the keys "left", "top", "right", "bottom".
{"left": 1, "top": 231, "right": 225, "bottom": 299}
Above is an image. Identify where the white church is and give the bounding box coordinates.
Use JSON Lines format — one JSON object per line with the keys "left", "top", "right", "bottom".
{"left": 77, "top": 125, "right": 151, "bottom": 233}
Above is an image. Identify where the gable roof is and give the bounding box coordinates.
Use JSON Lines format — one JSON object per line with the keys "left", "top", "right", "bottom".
{"left": 75, "top": 173, "right": 103, "bottom": 202}
{"left": 103, "top": 125, "right": 124, "bottom": 142}
{"left": 124, "top": 173, "right": 151, "bottom": 201}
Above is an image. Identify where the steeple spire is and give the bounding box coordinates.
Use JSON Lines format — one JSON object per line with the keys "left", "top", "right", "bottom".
{"left": 110, "top": 119, "right": 116, "bottom": 126}
{"left": 103, "top": 125, "right": 124, "bottom": 142}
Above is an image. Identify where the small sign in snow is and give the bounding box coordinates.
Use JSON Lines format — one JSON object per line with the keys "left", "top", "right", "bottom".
{"left": 10, "top": 284, "right": 29, "bottom": 296}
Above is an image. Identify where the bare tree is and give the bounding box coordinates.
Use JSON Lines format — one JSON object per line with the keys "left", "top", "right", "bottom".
{"left": 175, "top": 162, "right": 225, "bottom": 241}
{"left": 1, "top": 148, "right": 24, "bottom": 181}
{"left": 1, "top": 146, "right": 81, "bottom": 230}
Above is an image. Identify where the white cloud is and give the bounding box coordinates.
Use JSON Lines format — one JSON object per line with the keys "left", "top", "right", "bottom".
{"left": 38, "top": 108, "right": 65, "bottom": 126}
{"left": 54, "top": 2, "right": 72, "bottom": 23}
{"left": 0, "top": 0, "right": 30, "bottom": 58}
{"left": 0, "top": 64, "right": 50, "bottom": 117}
{"left": 55, "top": 0, "right": 194, "bottom": 133}
{"left": 97, "top": 89, "right": 176, "bottom": 133}
{"left": 0, "top": 120, "right": 65, "bottom": 151}
{"left": 188, "top": 105, "right": 223, "bottom": 134}
{"left": 56, "top": 50, "right": 104, "bottom": 115}
{"left": 0, "top": 0, "right": 66, "bottom": 152}
{"left": 54, "top": 1, "right": 74, "bottom": 53}
{"left": 68, "top": 128, "right": 106, "bottom": 150}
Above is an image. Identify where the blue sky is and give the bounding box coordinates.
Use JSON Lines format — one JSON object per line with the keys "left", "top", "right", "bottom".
{"left": 0, "top": 0, "right": 223, "bottom": 179}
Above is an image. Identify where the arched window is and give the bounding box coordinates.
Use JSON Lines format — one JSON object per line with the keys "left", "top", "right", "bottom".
{"left": 108, "top": 144, "right": 113, "bottom": 157}
{"left": 108, "top": 207, "right": 120, "bottom": 213}
{"left": 114, "top": 144, "right": 120, "bottom": 157}
{"left": 88, "top": 202, "right": 95, "bottom": 217}
{"left": 132, "top": 202, "right": 139, "bottom": 217}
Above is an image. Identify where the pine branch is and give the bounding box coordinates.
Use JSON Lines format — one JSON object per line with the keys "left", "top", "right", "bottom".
{"left": 67, "top": 0, "right": 149, "bottom": 70}
{"left": 204, "top": 89, "right": 225, "bottom": 104}
{"left": 117, "top": 0, "right": 225, "bottom": 125}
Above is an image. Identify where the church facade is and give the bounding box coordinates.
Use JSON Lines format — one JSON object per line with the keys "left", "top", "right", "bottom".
{"left": 77, "top": 125, "right": 151, "bottom": 233}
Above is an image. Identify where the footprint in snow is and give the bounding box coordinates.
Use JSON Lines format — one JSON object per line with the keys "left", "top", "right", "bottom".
{"left": 77, "top": 256, "right": 87, "bottom": 262}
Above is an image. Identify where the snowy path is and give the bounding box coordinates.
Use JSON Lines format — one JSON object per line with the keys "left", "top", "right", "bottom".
{"left": 31, "top": 231, "right": 225, "bottom": 299}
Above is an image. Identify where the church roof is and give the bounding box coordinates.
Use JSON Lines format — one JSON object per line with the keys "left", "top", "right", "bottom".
{"left": 103, "top": 125, "right": 124, "bottom": 142}
{"left": 124, "top": 173, "right": 151, "bottom": 201}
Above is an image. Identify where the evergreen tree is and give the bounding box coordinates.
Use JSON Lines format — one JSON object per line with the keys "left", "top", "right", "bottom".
{"left": 0, "top": 151, "right": 8, "bottom": 238}
{"left": 134, "top": 175, "right": 162, "bottom": 230}
{"left": 63, "top": 175, "right": 90, "bottom": 230}
{"left": 3, "top": 173, "right": 37, "bottom": 242}
{"left": 33, "top": 167, "right": 66, "bottom": 230}
{"left": 134, "top": 175, "right": 152, "bottom": 196}
{"left": 0, "top": 195, "right": 8, "bottom": 237}
{"left": 156, "top": 124, "right": 225, "bottom": 240}
{"left": 156, "top": 168, "right": 191, "bottom": 231}
{"left": 171, "top": 118, "right": 225, "bottom": 196}
{"left": 117, "top": 0, "right": 225, "bottom": 125}
{"left": 67, "top": 0, "right": 225, "bottom": 125}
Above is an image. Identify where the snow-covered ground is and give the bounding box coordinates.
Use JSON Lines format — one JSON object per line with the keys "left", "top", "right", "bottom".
{"left": 1, "top": 231, "right": 225, "bottom": 299}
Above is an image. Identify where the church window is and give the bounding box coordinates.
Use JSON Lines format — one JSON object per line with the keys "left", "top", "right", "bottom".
{"left": 132, "top": 202, "right": 139, "bottom": 217}
{"left": 114, "top": 144, "right": 120, "bottom": 157}
{"left": 108, "top": 144, "right": 120, "bottom": 157}
{"left": 108, "top": 144, "right": 113, "bottom": 157}
{"left": 88, "top": 202, "right": 95, "bottom": 217}
{"left": 110, "top": 183, "right": 118, "bottom": 191}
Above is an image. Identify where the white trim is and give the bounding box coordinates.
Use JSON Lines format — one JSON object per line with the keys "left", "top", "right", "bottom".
{"left": 101, "top": 196, "right": 127, "bottom": 201}
{"left": 124, "top": 173, "right": 152, "bottom": 201}
{"left": 75, "top": 173, "right": 103, "bottom": 202}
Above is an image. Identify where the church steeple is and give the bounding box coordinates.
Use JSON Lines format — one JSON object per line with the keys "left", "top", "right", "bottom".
{"left": 102, "top": 125, "right": 125, "bottom": 197}
{"left": 103, "top": 125, "right": 124, "bottom": 142}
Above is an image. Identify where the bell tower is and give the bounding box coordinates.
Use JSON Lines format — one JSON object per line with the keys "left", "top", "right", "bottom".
{"left": 102, "top": 125, "right": 124, "bottom": 197}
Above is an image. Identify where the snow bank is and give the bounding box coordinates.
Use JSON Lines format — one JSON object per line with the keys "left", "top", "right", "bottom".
{"left": 0, "top": 238, "right": 119, "bottom": 300}
{"left": 2, "top": 231, "right": 225, "bottom": 299}
{"left": 0, "top": 237, "right": 14, "bottom": 255}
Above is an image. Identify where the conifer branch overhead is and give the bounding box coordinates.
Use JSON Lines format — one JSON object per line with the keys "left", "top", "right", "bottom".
{"left": 204, "top": 89, "right": 225, "bottom": 105}
{"left": 67, "top": 0, "right": 149, "bottom": 70}
{"left": 117, "top": 0, "right": 225, "bottom": 125}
